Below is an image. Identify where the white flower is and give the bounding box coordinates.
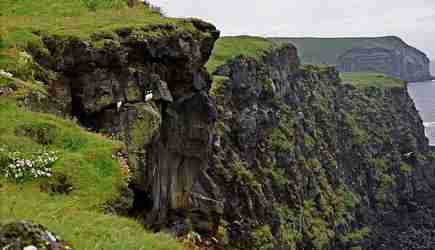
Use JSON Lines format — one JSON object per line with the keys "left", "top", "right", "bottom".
{"left": 0, "top": 69, "right": 13, "bottom": 78}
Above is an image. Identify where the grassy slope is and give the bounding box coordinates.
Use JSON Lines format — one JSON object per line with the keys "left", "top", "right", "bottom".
{"left": 0, "top": 77, "right": 185, "bottom": 250}
{"left": 206, "top": 36, "right": 274, "bottom": 73}
{"left": 0, "top": 1, "right": 186, "bottom": 249}
{"left": 0, "top": 0, "right": 188, "bottom": 38}
{"left": 269, "top": 36, "right": 406, "bottom": 65}
{"left": 340, "top": 71, "right": 405, "bottom": 89}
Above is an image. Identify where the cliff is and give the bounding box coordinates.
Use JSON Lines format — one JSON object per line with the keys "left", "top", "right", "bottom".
{"left": 210, "top": 44, "right": 435, "bottom": 249}
{"left": 269, "top": 36, "right": 434, "bottom": 82}
{"left": 3, "top": 2, "right": 435, "bottom": 249}
{"left": 27, "top": 19, "right": 222, "bottom": 230}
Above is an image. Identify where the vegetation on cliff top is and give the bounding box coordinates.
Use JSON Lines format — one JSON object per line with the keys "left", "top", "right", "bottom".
{"left": 340, "top": 71, "right": 405, "bottom": 89}
{"left": 269, "top": 36, "right": 408, "bottom": 65}
{"left": 0, "top": 0, "right": 203, "bottom": 70}
{"left": 206, "top": 36, "right": 274, "bottom": 73}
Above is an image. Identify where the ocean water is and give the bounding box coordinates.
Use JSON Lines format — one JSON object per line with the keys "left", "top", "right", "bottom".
{"left": 408, "top": 80, "right": 435, "bottom": 145}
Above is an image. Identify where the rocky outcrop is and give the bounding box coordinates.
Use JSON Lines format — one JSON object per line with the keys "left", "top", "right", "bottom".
{"left": 338, "top": 47, "right": 433, "bottom": 82}
{"left": 28, "top": 20, "right": 223, "bottom": 232}
{"left": 0, "top": 221, "right": 72, "bottom": 250}
{"left": 211, "top": 44, "right": 435, "bottom": 249}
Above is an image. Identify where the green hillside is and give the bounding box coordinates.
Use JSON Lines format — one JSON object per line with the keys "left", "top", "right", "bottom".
{"left": 206, "top": 36, "right": 274, "bottom": 73}
{"left": 269, "top": 36, "right": 408, "bottom": 65}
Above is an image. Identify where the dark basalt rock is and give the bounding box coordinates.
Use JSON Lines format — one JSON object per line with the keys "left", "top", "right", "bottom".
{"left": 209, "top": 44, "right": 435, "bottom": 249}
{"left": 28, "top": 20, "right": 223, "bottom": 234}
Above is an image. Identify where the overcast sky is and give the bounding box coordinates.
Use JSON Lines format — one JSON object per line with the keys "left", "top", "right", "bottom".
{"left": 153, "top": 0, "right": 435, "bottom": 60}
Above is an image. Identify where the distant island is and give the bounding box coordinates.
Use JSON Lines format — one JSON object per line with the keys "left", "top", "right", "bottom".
{"left": 269, "top": 36, "right": 434, "bottom": 82}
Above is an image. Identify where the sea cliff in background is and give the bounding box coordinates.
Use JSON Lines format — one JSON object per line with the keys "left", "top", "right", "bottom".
{"left": 269, "top": 36, "right": 434, "bottom": 82}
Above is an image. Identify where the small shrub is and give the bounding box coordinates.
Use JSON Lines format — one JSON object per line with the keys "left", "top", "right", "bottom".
{"left": 63, "top": 134, "right": 88, "bottom": 152}
{"left": 40, "top": 172, "right": 74, "bottom": 194}
{"left": 15, "top": 123, "right": 59, "bottom": 145}
{"left": 340, "top": 227, "right": 370, "bottom": 246}
{"left": 233, "top": 159, "right": 261, "bottom": 190}
{"left": 15, "top": 51, "right": 35, "bottom": 80}
{"left": 303, "top": 134, "right": 316, "bottom": 149}
{"left": 399, "top": 161, "right": 413, "bottom": 174}
{"left": 210, "top": 76, "right": 228, "bottom": 97}
{"left": 372, "top": 158, "right": 388, "bottom": 171}
{"left": 251, "top": 225, "right": 274, "bottom": 250}
{"left": 268, "top": 127, "right": 294, "bottom": 153}
{"left": 271, "top": 167, "right": 289, "bottom": 188}
{"left": 274, "top": 205, "right": 302, "bottom": 248}
{"left": 263, "top": 78, "right": 274, "bottom": 94}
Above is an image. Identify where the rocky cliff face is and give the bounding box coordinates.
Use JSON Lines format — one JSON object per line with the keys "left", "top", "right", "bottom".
{"left": 28, "top": 19, "right": 223, "bottom": 231}
{"left": 211, "top": 45, "right": 435, "bottom": 249}
{"left": 27, "top": 22, "right": 435, "bottom": 249}
{"left": 338, "top": 47, "right": 433, "bottom": 82}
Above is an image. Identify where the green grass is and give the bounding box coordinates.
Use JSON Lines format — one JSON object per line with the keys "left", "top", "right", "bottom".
{"left": 206, "top": 36, "right": 273, "bottom": 73}
{"left": 0, "top": 94, "right": 184, "bottom": 249}
{"left": 340, "top": 71, "right": 405, "bottom": 89}
{"left": 0, "top": 0, "right": 180, "bottom": 38}
{"left": 0, "top": 0, "right": 199, "bottom": 69}
{"left": 269, "top": 36, "right": 406, "bottom": 65}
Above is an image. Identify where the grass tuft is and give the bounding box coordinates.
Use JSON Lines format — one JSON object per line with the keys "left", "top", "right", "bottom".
{"left": 206, "top": 36, "right": 273, "bottom": 73}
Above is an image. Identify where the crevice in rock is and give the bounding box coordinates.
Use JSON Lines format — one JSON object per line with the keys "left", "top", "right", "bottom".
{"left": 71, "top": 93, "right": 85, "bottom": 121}
{"left": 129, "top": 185, "right": 154, "bottom": 219}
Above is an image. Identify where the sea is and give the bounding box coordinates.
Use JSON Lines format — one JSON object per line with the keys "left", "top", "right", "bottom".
{"left": 408, "top": 78, "right": 435, "bottom": 146}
